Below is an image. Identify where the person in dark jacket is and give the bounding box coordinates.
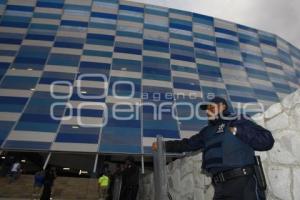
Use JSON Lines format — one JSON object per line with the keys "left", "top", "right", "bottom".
{"left": 120, "top": 156, "right": 139, "bottom": 200}
{"left": 153, "top": 97, "right": 274, "bottom": 200}
{"left": 40, "top": 166, "right": 56, "bottom": 200}
{"left": 33, "top": 169, "right": 45, "bottom": 198}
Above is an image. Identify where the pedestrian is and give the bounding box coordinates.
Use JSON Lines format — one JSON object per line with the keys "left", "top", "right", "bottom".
{"left": 33, "top": 169, "right": 45, "bottom": 199}
{"left": 153, "top": 97, "right": 274, "bottom": 200}
{"left": 119, "top": 156, "right": 139, "bottom": 200}
{"left": 98, "top": 172, "right": 110, "bottom": 199}
{"left": 8, "top": 160, "right": 21, "bottom": 183}
{"left": 40, "top": 166, "right": 56, "bottom": 200}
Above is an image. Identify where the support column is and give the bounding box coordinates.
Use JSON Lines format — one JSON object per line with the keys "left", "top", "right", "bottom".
{"left": 91, "top": 154, "right": 99, "bottom": 178}
{"left": 43, "top": 152, "right": 51, "bottom": 170}
{"left": 141, "top": 155, "right": 145, "bottom": 174}
{"left": 153, "top": 135, "right": 168, "bottom": 200}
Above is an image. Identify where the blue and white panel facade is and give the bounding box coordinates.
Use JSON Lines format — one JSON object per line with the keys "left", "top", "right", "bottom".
{"left": 0, "top": 0, "right": 299, "bottom": 155}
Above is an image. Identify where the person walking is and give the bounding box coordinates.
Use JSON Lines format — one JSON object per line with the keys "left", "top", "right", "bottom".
{"left": 8, "top": 160, "right": 21, "bottom": 183}
{"left": 98, "top": 172, "right": 110, "bottom": 199}
{"left": 119, "top": 157, "right": 139, "bottom": 200}
{"left": 153, "top": 97, "right": 274, "bottom": 200}
{"left": 40, "top": 166, "right": 56, "bottom": 200}
{"left": 33, "top": 169, "right": 45, "bottom": 199}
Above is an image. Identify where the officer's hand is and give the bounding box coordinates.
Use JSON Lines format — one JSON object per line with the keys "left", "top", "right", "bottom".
{"left": 152, "top": 142, "right": 158, "bottom": 151}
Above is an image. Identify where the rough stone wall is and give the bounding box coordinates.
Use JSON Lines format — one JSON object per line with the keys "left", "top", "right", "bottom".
{"left": 139, "top": 89, "right": 300, "bottom": 200}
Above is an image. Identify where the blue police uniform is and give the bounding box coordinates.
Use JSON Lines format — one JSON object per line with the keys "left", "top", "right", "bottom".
{"left": 165, "top": 97, "right": 274, "bottom": 200}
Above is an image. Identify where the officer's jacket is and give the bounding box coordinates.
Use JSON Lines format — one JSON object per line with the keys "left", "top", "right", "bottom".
{"left": 165, "top": 112, "right": 274, "bottom": 174}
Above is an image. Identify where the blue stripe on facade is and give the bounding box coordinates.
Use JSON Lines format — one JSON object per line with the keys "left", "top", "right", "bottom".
{"left": 6, "top": 5, "right": 34, "bottom": 12}
{"left": 80, "top": 61, "right": 110, "bottom": 70}
{"left": 171, "top": 54, "right": 195, "bottom": 62}
{"left": 216, "top": 38, "right": 239, "bottom": 48}
{"left": 33, "top": 13, "right": 61, "bottom": 19}
{"left": 0, "top": 38, "right": 22, "bottom": 44}
{"left": 114, "top": 47, "right": 142, "bottom": 55}
{"left": 48, "top": 54, "right": 80, "bottom": 66}
{"left": 170, "top": 22, "right": 192, "bottom": 31}
{"left": 87, "top": 33, "right": 114, "bottom": 41}
{"left": 61, "top": 20, "right": 88, "bottom": 27}
{"left": 65, "top": 109, "right": 103, "bottom": 117}
{"left": 173, "top": 82, "right": 200, "bottom": 90}
{"left": 242, "top": 53, "right": 264, "bottom": 65}
{"left": 15, "top": 57, "right": 47, "bottom": 65}
{"left": 4, "top": 141, "right": 51, "bottom": 150}
{"left": 119, "top": 5, "right": 144, "bottom": 13}
{"left": 54, "top": 41, "right": 84, "bottom": 49}
{"left": 143, "top": 129, "right": 180, "bottom": 138}
{"left": 36, "top": 2, "right": 64, "bottom": 9}
{"left": 145, "top": 7, "right": 168, "bottom": 17}
{"left": 239, "top": 34, "right": 260, "bottom": 46}
{"left": 194, "top": 33, "right": 215, "bottom": 41}
{"left": 0, "top": 62, "right": 10, "bottom": 69}
{"left": 170, "top": 33, "right": 193, "bottom": 41}
{"left": 30, "top": 23, "right": 58, "bottom": 30}
{"left": 118, "top": 15, "right": 143, "bottom": 23}
{"left": 144, "top": 24, "right": 168, "bottom": 32}
{"left": 196, "top": 53, "right": 218, "bottom": 62}
{"left": 1, "top": 76, "right": 38, "bottom": 89}
{"left": 26, "top": 34, "right": 55, "bottom": 41}
{"left": 193, "top": 13, "right": 214, "bottom": 26}
{"left": 215, "top": 27, "right": 237, "bottom": 36}
{"left": 1, "top": 21, "right": 29, "bottom": 28}
{"left": 144, "top": 39, "right": 169, "bottom": 48}
{"left": 194, "top": 43, "right": 216, "bottom": 51}
{"left": 91, "top": 12, "right": 117, "bottom": 19}
{"left": 19, "top": 113, "right": 59, "bottom": 124}
{"left": 219, "top": 58, "right": 243, "bottom": 65}
{"left": 15, "top": 122, "right": 59, "bottom": 132}
{"left": 143, "top": 67, "right": 171, "bottom": 76}
{"left": 56, "top": 133, "right": 98, "bottom": 144}
{"left": 259, "top": 34, "right": 277, "bottom": 46}
{"left": 0, "top": 97, "right": 28, "bottom": 104}
{"left": 237, "top": 24, "right": 257, "bottom": 33}
{"left": 273, "top": 82, "right": 292, "bottom": 93}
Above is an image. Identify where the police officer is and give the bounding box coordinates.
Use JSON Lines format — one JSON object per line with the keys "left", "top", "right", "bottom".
{"left": 152, "top": 97, "right": 274, "bottom": 200}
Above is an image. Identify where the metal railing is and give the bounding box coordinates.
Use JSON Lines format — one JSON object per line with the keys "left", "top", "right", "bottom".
{"left": 112, "top": 176, "right": 122, "bottom": 200}
{"left": 153, "top": 135, "right": 168, "bottom": 200}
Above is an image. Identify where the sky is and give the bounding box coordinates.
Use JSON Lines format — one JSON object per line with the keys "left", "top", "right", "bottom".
{"left": 130, "top": 0, "right": 300, "bottom": 49}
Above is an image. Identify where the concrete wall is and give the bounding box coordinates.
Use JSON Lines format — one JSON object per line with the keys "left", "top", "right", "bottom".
{"left": 139, "top": 89, "right": 300, "bottom": 200}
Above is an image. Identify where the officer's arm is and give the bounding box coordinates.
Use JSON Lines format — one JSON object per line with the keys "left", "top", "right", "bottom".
{"left": 232, "top": 118, "right": 274, "bottom": 151}
{"left": 164, "top": 128, "right": 205, "bottom": 153}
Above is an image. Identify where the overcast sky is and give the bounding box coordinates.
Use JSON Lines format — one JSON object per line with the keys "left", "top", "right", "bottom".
{"left": 130, "top": 0, "right": 300, "bottom": 49}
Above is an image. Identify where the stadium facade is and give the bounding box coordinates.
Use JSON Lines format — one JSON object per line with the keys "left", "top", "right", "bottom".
{"left": 0, "top": 0, "right": 300, "bottom": 160}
